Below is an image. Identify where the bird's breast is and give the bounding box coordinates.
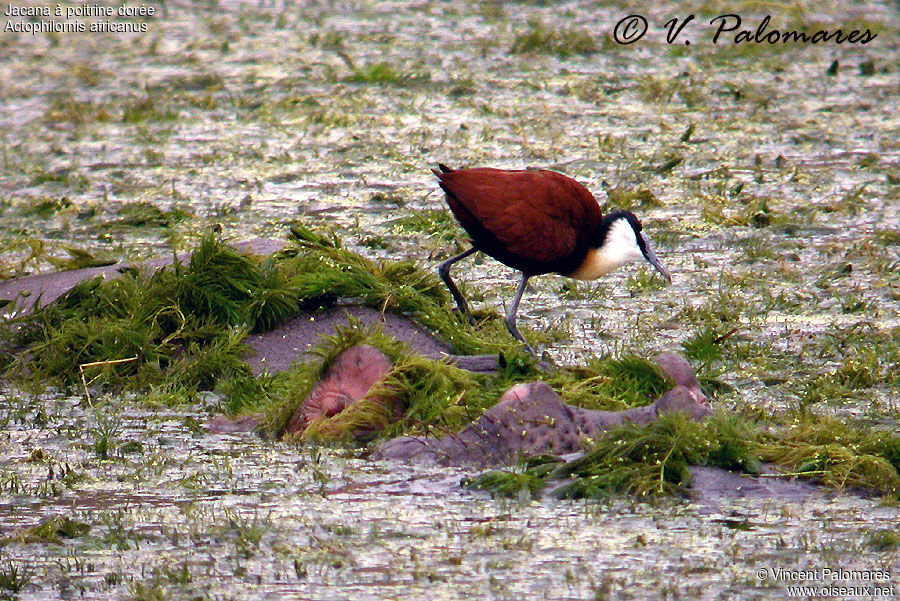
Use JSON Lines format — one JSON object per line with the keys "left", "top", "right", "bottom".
{"left": 566, "top": 247, "right": 628, "bottom": 281}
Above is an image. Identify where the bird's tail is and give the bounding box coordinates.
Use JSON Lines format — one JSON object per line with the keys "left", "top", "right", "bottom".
{"left": 431, "top": 163, "right": 453, "bottom": 178}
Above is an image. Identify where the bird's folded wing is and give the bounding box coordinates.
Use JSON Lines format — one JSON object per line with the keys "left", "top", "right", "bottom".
{"left": 480, "top": 203, "right": 580, "bottom": 264}
{"left": 440, "top": 169, "right": 597, "bottom": 265}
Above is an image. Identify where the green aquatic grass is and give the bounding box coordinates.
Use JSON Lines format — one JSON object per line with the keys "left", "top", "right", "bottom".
{"left": 1, "top": 233, "right": 296, "bottom": 393}
{"left": 795, "top": 324, "right": 900, "bottom": 407}
{"left": 346, "top": 62, "right": 431, "bottom": 87}
{"left": 348, "top": 62, "right": 402, "bottom": 84}
{"left": 17, "top": 195, "right": 74, "bottom": 217}
{"left": 626, "top": 269, "right": 668, "bottom": 294}
{"left": 45, "top": 246, "right": 116, "bottom": 271}
{"left": 122, "top": 96, "right": 180, "bottom": 123}
{"left": 589, "top": 355, "right": 671, "bottom": 409}
{"left": 3, "top": 515, "right": 90, "bottom": 544}
{"left": 27, "top": 166, "right": 89, "bottom": 191}
{"left": 0, "top": 560, "right": 33, "bottom": 597}
{"left": 603, "top": 186, "right": 661, "bottom": 211}
{"left": 43, "top": 95, "right": 113, "bottom": 126}
{"left": 680, "top": 323, "right": 742, "bottom": 366}
{"left": 0, "top": 224, "right": 520, "bottom": 412}
{"left": 278, "top": 223, "right": 515, "bottom": 355}
{"left": 510, "top": 18, "right": 596, "bottom": 58}
{"left": 256, "top": 316, "right": 676, "bottom": 445}
{"left": 105, "top": 201, "right": 192, "bottom": 229}
{"left": 700, "top": 194, "right": 782, "bottom": 228}
{"left": 552, "top": 412, "right": 757, "bottom": 499}
{"left": 388, "top": 208, "right": 462, "bottom": 242}
{"left": 0, "top": 237, "right": 116, "bottom": 280}
{"left": 866, "top": 530, "right": 900, "bottom": 551}
{"left": 552, "top": 352, "right": 709, "bottom": 414}
{"left": 463, "top": 468, "right": 548, "bottom": 499}
{"left": 758, "top": 416, "right": 900, "bottom": 497}
{"left": 266, "top": 321, "right": 697, "bottom": 449}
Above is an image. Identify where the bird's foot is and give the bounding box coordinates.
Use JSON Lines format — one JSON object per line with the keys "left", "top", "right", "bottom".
{"left": 536, "top": 350, "right": 557, "bottom": 373}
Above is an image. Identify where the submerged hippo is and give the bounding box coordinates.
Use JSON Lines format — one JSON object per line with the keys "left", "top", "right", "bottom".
{"left": 372, "top": 352, "right": 710, "bottom": 466}
{"left": 239, "top": 341, "right": 711, "bottom": 465}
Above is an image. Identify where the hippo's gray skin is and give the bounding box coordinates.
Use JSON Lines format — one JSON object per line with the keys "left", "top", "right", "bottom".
{"left": 372, "top": 353, "right": 711, "bottom": 466}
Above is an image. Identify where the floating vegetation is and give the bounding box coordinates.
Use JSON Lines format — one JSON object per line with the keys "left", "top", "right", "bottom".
{"left": 17, "top": 196, "right": 73, "bottom": 217}
{"left": 0, "top": 560, "right": 32, "bottom": 597}
{"left": 105, "top": 201, "right": 192, "bottom": 230}
{"left": 21, "top": 266, "right": 215, "bottom": 382}
{"left": 2, "top": 233, "right": 294, "bottom": 395}
{"left": 758, "top": 417, "right": 900, "bottom": 497}
{"left": 0, "top": 238, "right": 52, "bottom": 279}
{"left": 45, "top": 246, "right": 116, "bottom": 271}
{"left": 866, "top": 530, "right": 900, "bottom": 551}
{"left": 4, "top": 516, "right": 91, "bottom": 544}
{"left": 0, "top": 238, "right": 114, "bottom": 280}
{"left": 464, "top": 466, "right": 548, "bottom": 499}
{"left": 700, "top": 194, "right": 782, "bottom": 228}
{"left": 346, "top": 62, "right": 431, "bottom": 86}
{"left": 0, "top": 224, "right": 516, "bottom": 408}
{"left": 277, "top": 223, "right": 513, "bottom": 355}
{"left": 1, "top": 1, "right": 898, "bottom": 598}
{"left": 626, "top": 268, "right": 668, "bottom": 294}
{"left": 122, "top": 96, "right": 180, "bottom": 123}
{"left": 43, "top": 95, "right": 113, "bottom": 126}
{"left": 263, "top": 322, "right": 685, "bottom": 444}
{"left": 27, "top": 166, "right": 89, "bottom": 191}
{"left": 387, "top": 208, "right": 462, "bottom": 243}
{"left": 510, "top": 18, "right": 596, "bottom": 58}
{"left": 585, "top": 355, "right": 671, "bottom": 409}
{"left": 603, "top": 187, "right": 661, "bottom": 211}
{"left": 680, "top": 323, "right": 736, "bottom": 364}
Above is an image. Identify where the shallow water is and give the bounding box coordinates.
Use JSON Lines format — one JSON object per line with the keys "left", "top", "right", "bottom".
{"left": 1, "top": 0, "right": 899, "bottom": 598}
{"left": 2, "top": 394, "right": 897, "bottom": 600}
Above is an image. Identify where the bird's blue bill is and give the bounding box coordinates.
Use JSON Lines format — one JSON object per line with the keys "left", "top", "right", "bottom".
{"left": 639, "top": 232, "right": 672, "bottom": 283}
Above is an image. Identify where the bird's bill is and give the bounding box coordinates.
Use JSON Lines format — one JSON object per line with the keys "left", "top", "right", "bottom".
{"left": 639, "top": 233, "right": 672, "bottom": 283}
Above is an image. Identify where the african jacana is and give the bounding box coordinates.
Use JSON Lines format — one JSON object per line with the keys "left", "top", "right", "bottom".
{"left": 433, "top": 164, "right": 671, "bottom": 352}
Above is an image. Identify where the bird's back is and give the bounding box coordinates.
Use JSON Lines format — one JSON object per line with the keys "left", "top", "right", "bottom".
{"left": 434, "top": 166, "right": 603, "bottom": 275}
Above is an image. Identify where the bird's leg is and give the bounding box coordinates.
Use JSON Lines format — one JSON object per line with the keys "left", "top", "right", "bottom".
{"left": 438, "top": 247, "right": 477, "bottom": 324}
{"left": 505, "top": 274, "right": 534, "bottom": 354}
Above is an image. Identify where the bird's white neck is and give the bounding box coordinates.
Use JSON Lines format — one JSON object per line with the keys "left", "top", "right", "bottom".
{"left": 567, "top": 218, "right": 643, "bottom": 281}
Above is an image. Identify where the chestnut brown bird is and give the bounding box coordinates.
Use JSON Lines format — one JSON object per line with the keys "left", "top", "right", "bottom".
{"left": 433, "top": 164, "right": 671, "bottom": 352}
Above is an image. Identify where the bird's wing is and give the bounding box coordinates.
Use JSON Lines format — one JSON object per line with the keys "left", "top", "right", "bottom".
{"left": 438, "top": 169, "right": 601, "bottom": 264}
